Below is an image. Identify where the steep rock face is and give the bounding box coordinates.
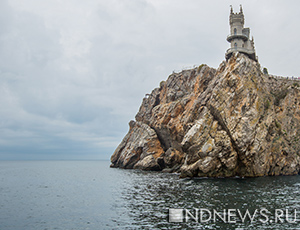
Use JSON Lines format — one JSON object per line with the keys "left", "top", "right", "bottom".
{"left": 110, "top": 53, "right": 300, "bottom": 178}
{"left": 110, "top": 121, "right": 164, "bottom": 170}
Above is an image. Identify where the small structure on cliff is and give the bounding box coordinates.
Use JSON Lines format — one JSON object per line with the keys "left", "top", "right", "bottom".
{"left": 110, "top": 7, "right": 300, "bottom": 178}
{"left": 225, "top": 5, "right": 257, "bottom": 61}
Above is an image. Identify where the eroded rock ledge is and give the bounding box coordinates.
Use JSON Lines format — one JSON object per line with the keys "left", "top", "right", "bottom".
{"left": 110, "top": 53, "right": 300, "bottom": 178}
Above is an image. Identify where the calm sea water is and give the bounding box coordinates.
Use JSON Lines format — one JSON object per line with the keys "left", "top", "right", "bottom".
{"left": 1, "top": 161, "right": 300, "bottom": 229}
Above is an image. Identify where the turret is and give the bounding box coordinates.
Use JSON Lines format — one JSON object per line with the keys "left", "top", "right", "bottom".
{"left": 225, "top": 5, "right": 257, "bottom": 61}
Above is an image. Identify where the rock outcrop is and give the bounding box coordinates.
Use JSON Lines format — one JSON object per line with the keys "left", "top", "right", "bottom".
{"left": 110, "top": 53, "right": 300, "bottom": 178}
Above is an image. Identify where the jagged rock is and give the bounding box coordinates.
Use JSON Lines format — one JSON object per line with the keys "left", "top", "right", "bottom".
{"left": 133, "top": 155, "right": 161, "bottom": 171}
{"left": 110, "top": 121, "right": 164, "bottom": 169}
{"left": 164, "top": 147, "right": 184, "bottom": 167}
{"left": 111, "top": 52, "right": 300, "bottom": 178}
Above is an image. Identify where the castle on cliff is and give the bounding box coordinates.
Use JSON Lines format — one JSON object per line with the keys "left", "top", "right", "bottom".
{"left": 225, "top": 5, "right": 257, "bottom": 61}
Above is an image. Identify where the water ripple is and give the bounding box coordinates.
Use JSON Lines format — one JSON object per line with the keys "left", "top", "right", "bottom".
{"left": 1, "top": 161, "right": 300, "bottom": 229}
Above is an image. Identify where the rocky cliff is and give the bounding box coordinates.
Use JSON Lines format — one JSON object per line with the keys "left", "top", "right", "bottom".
{"left": 110, "top": 53, "right": 300, "bottom": 178}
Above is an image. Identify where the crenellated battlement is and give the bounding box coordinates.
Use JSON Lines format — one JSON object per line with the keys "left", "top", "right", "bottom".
{"left": 229, "top": 5, "right": 244, "bottom": 25}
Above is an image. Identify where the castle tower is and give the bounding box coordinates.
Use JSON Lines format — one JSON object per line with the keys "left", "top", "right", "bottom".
{"left": 225, "top": 5, "right": 257, "bottom": 61}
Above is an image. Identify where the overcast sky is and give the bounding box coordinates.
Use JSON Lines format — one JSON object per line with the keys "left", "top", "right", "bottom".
{"left": 1, "top": 0, "right": 299, "bottom": 160}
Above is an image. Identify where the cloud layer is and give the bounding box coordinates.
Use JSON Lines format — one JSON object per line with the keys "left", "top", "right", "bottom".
{"left": 1, "top": 0, "right": 300, "bottom": 160}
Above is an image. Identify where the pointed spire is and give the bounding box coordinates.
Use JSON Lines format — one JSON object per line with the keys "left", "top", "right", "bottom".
{"left": 230, "top": 5, "right": 233, "bottom": 14}
{"left": 240, "top": 4, "right": 243, "bottom": 13}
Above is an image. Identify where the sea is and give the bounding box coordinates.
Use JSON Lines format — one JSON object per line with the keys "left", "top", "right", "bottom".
{"left": 1, "top": 160, "right": 300, "bottom": 230}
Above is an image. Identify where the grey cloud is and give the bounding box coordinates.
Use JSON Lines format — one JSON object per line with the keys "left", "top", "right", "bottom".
{"left": 1, "top": 0, "right": 300, "bottom": 160}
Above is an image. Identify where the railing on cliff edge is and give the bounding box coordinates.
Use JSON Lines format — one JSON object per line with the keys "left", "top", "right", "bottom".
{"left": 268, "top": 74, "right": 300, "bottom": 81}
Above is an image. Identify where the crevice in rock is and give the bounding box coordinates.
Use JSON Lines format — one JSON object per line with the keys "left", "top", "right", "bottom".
{"left": 124, "top": 148, "right": 142, "bottom": 169}
{"left": 208, "top": 104, "right": 246, "bottom": 174}
{"left": 148, "top": 126, "right": 169, "bottom": 152}
{"left": 153, "top": 94, "right": 160, "bottom": 107}
{"left": 208, "top": 105, "right": 239, "bottom": 152}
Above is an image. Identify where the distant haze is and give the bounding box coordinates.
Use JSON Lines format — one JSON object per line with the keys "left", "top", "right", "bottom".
{"left": 0, "top": 0, "right": 299, "bottom": 160}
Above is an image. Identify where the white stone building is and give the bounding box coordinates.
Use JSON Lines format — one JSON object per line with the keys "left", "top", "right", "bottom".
{"left": 225, "top": 5, "right": 257, "bottom": 61}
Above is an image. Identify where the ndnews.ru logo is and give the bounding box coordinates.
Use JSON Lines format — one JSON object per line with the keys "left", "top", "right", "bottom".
{"left": 169, "top": 208, "right": 298, "bottom": 224}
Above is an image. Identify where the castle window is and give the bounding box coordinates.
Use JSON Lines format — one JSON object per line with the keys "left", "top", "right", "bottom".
{"left": 234, "top": 43, "right": 237, "bottom": 49}
{"left": 234, "top": 28, "right": 237, "bottom": 35}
